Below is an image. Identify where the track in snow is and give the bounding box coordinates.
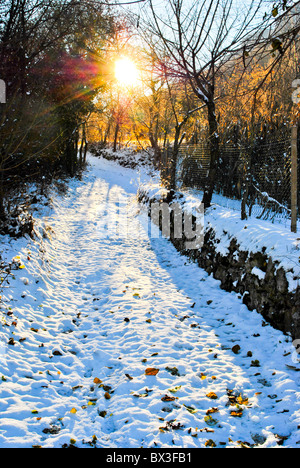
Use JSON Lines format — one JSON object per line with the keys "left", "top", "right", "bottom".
{"left": 0, "top": 155, "right": 299, "bottom": 448}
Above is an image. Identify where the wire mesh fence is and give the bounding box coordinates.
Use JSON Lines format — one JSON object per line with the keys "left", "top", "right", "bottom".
{"left": 244, "top": 139, "right": 292, "bottom": 222}
{"left": 162, "top": 131, "right": 298, "bottom": 227}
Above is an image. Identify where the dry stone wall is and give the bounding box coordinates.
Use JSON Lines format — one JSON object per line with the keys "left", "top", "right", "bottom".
{"left": 138, "top": 189, "right": 300, "bottom": 340}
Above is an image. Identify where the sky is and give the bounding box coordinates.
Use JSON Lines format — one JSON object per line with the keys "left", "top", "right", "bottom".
{"left": 115, "top": 0, "right": 274, "bottom": 71}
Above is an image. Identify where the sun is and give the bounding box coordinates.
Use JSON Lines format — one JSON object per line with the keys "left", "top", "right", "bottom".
{"left": 114, "top": 57, "right": 139, "bottom": 87}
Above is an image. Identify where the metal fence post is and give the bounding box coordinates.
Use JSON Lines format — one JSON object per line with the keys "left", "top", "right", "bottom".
{"left": 291, "top": 125, "right": 298, "bottom": 233}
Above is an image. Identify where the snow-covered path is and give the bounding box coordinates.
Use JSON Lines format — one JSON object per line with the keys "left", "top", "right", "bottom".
{"left": 0, "top": 155, "right": 300, "bottom": 448}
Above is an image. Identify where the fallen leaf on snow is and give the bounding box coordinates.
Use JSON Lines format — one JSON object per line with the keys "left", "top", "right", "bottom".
{"left": 161, "top": 395, "right": 176, "bottom": 402}
{"left": 206, "top": 392, "right": 218, "bottom": 400}
{"left": 145, "top": 368, "right": 159, "bottom": 376}
{"left": 183, "top": 404, "right": 197, "bottom": 414}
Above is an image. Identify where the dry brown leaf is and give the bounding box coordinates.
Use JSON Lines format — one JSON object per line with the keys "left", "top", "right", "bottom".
{"left": 206, "top": 392, "right": 218, "bottom": 400}
{"left": 161, "top": 395, "right": 176, "bottom": 402}
{"left": 93, "top": 378, "right": 102, "bottom": 385}
{"left": 206, "top": 407, "right": 219, "bottom": 415}
{"left": 237, "top": 395, "right": 249, "bottom": 406}
{"left": 230, "top": 409, "right": 243, "bottom": 417}
{"left": 145, "top": 368, "right": 159, "bottom": 376}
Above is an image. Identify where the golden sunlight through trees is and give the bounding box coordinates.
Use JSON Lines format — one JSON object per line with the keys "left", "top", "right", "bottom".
{"left": 114, "top": 57, "right": 140, "bottom": 87}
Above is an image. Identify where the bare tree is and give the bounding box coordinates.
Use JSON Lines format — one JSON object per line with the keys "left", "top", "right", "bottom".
{"left": 236, "top": 0, "right": 300, "bottom": 126}
{"left": 163, "top": 75, "right": 205, "bottom": 190}
{"left": 0, "top": 0, "right": 115, "bottom": 219}
{"left": 142, "top": 0, "right": 273, "bottom": 207}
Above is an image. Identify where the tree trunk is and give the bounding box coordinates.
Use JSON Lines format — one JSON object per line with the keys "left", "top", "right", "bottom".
{"left": 79, "top": 123, "right": 86, "bottom": 166}
{"left": 104, "top": 119, "right": 112, "bottom": 146}
{"left": 169, "top": 126, "right": 181, "bottom": 191}
{"left": 113, "top": 122, "right": 119, "bottom": 152}
{"left": 149, "top": 131, "right": 161, "bottom": 168}
{"left": 0, "top": 167, "right": 6, "bottom": 221}
{"left": 83, "top": 140, "right": 88, "bottom": 163}
{"left": 65, "top": 129, "right": 78, "bottom": 176}
{"left": 0, "top": 189, "right": 5, "bottom": 221}
{"left": 202, "top": 100, "right": 220, "bottom": 209}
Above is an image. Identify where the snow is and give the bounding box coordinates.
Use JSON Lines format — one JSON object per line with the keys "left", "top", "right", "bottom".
{"left": 0, "top": 153, "right": 300, "bottom": 448}
{"left": 196, "top": 87, "right": 209, "bottom": 103}
{"left": 139, "top": 182, "right": 300, "bottom": 293}
{"left": 251, "top": 267, "right": 266, "bottom": 281}
{"left": 205, "top": 204, "right": 300, "bottom": 292}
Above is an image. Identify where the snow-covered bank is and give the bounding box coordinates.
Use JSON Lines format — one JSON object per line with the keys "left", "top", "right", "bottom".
{"left": 138, "top": 180, "right": 300, "bottom": 339}
{"left": 139, "top": 181, "right": 300, "bottom": 293}
{"left": 0, "top": 154, "right": 300, "bottom": 448}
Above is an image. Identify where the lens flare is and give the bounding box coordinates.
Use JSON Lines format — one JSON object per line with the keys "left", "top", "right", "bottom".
{"left": 115, "top": 58, "right": 139, "bottom": 87}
